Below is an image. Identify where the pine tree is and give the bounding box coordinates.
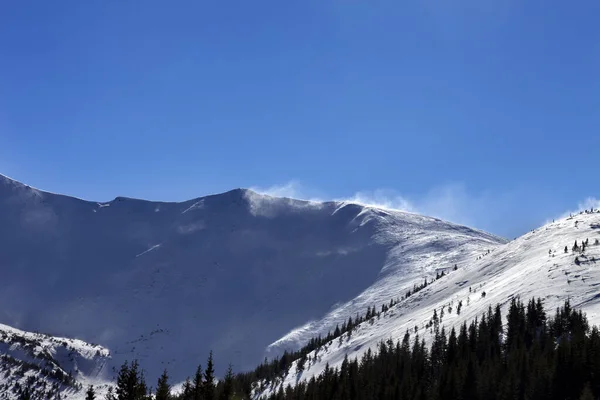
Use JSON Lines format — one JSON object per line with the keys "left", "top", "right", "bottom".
{"left": 220, "top": 364, "right": 233, "bottom": 400}
{"left": 333, "top": 324, "right": 340, "bottom": 337}
{"left": 297, "top": 353, "right": 307, "bottom": 372}
{"left": 462, "top": 358, "right": 478, "bottom": 400}
{"left": 115, "top": 365, "right": 127, "bottom": 399}
{"left": 181, "top": 378, "right": 193, "bottom": 400}
{"left": 204, "top": 352, "right": 215, "bottom": 400}
{"left": 86, "top": 385, "right": 96, "bottom": 400}
{"left": 115, "top": 360, "right": 148, "bottom": 400}
{"left": 155, "top": 370, "right": 171, "bottom": 400}
{"left": 192, "top": 364, "right": 203, "bottom": 400}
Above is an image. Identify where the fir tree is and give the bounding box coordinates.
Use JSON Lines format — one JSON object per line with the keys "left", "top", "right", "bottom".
{"left": 155, "top": 370, "right": 171, "bottom": 400}
{"left": 220, "top": 364, "right": 234, "bottom": 400}
{"left": 204, "top": 352, "right": 215, "bottom": 400}
{"left": 181, "top": 378, "right": 193, "bottom": 400}
{"left": 192, "top": 364, "right": 203, "bottom": 400}
{"left": 86, "top": 385, "right": 96, "bottom": 400}
{"left": 297, "top": 353, "right": 307, "bottom": 372}
{"left": 115, "top": 360, "right": 148, "bottom": 400}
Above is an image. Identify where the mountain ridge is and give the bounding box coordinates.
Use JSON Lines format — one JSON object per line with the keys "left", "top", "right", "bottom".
{"left": 0, "top": 173, "right": 508, "bottom": 243}
{"left": 0, "top": 172, "right": 504, "bottom": 388}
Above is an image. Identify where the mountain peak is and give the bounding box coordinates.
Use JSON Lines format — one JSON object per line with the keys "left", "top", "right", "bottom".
{"left": 0, "top": 176, "right": 504, "bottom": 385}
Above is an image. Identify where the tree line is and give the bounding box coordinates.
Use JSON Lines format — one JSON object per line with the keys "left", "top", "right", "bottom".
{"left": 78, "top": 269, "right": 468, "bottom": 400}
{"left": 78, "top": 296, "right": 600, "bottom": 400}
{"left": 262, "top": 297, "right": 600, "bottom": 400}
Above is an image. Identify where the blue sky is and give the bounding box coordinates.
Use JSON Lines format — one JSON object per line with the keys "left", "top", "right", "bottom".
{"left": 1, "top": 0, "right": 598, "bottom": 238}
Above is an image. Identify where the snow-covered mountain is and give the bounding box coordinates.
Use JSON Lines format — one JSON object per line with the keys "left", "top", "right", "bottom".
{"left": 0, "top": 322, "right": 110, "bottom": 399}
{"left": 0, "top": 173, "right": 504, "bottom": 388}
{"left": 257, "top": 209, "right": 600, "bottom": 398}
{"left": 264, "top": 203, "right": 504, "bottom": 357}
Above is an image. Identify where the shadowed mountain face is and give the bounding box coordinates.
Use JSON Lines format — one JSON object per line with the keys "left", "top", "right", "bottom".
{"left": 0, "top": 175, "right": 504, "bottom": 381}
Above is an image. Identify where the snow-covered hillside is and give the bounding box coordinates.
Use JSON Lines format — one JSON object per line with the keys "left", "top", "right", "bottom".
{"left": 0, "top": 174, "right": 503, "bottom": 384}
{"left": 265, "top": 204, "right": 504, "bottom": 356}
{"left": 257, "top": 209, "right": 600, "bottom": 398}
{"left": 0, "top": 323, "right": 110, "bottom": 399}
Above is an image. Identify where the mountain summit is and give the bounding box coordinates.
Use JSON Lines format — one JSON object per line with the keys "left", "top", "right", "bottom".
{"left": 0, "top": 174, "right": 504, "bottom": 383}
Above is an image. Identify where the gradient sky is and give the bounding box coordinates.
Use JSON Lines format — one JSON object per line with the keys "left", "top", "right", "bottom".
{"left": 1, "top": 0, "right": 599, "bottom": 238}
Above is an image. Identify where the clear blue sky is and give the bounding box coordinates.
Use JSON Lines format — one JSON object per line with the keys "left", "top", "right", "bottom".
{"left": 1, "top": 0, "right": 599, "bottom": 237}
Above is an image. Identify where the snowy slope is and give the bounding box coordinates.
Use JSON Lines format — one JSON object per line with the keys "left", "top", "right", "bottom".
{"left": 265, "top": 204, "right": 504, "bottom": 356}
{"left": 0, "top": 323, "right": 110, "bottom": 399}
{"left": 0, "top": 174, "right": 503, "bottom": 384}
{"left": 257, "top": 210, "right": 600, "bottom": 398}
